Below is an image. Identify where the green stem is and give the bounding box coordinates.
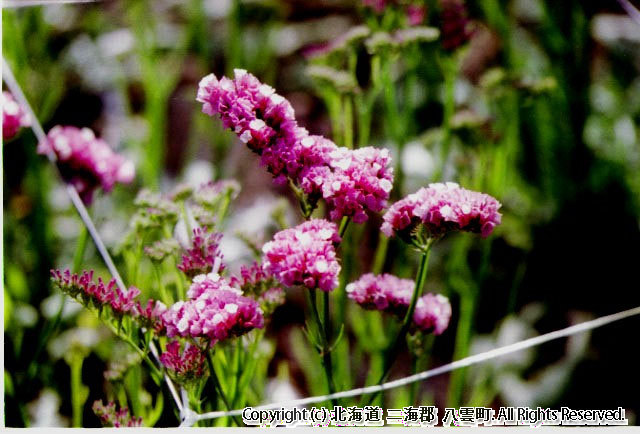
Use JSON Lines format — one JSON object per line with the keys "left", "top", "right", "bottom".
{"left": 447, "top": 289, "right": 476, "bottom": 408}
{"left": 206, "top": 350, "right": 242, "bottom": 426}
{"left": 70, "top": 352, "right": 88, "bottom": 427}
{"left": 307, "top": 289, "right": 338, "bottom": 408}
{"left": 434, "top": 55, "right": 457, "bottom": 182}
{"left": 343, "top": 94, "right": 353, "bottom": 149}
{"left": 363, "top": 244, "right": 432, "bottom": 405}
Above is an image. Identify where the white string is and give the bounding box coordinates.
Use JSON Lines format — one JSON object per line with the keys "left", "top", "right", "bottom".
{"left": 2, "top": 57, "right": 186, "bottom": 416}
{"left": 2, "top": 0, "right": 100, "bottom": 8}
{"left": 187, "top": 304, "right": 640, "bottom": 425}
{"left": 617, "top": 0, "right": 640, "bottom": 26}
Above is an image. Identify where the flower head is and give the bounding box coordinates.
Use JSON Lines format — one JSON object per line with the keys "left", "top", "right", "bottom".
{"left": 262, "top": 219, "right": 341, "bottom": 292}
{"left": 178, "top": 228, "right": 225, "bottom": 278}
{"left": 413, "top": 293, "right": 451, "bottom": 335}
{"left": 2, "top": 91, "right": 31, "bottom": 140}
{"left": 134, "top": 299, "right": 167, "bottom": 333}
{"left": 162, "top": 274, "right": 264, "bottom": 343}
{"left": 37, "top": 126, "right": 135, "bottom": 204}
{"left": 346, "top": 273, "right": 414, "bottom": 316}
{"left": 92, "top": 400, "right": 142, "bottom": 428}
{"left": 440, "top": 0, "right": 473, "bottom": 51}
{"left": 230, "top": 262, "right": 285, "bottom": 315}
{"left": 381, "top": 182, "right": 502, "bottom": 240}
{"left": 160, "top": 340, "right": 207, "bottom": 383}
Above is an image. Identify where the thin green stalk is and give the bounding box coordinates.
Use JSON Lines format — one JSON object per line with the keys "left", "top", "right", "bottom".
{"left": 343, "top": 94, "right": 354, "bottom": 149}
{"left": 70, "top": 352, "right": 88, "bottom": 427}
{"left": 205, "top": 350, "right": 242, "bottom": 426}
{"left": 446, "top": 289, "right": 475, "bottom": 408}
{"left": 306, "top": 289, "right": 338, "bottom": 408}
{"left": 363, "top": 244, "right": 432, "bottom": 405}
{"left": 433, "top": 55, "right": 457, "bottom": 182}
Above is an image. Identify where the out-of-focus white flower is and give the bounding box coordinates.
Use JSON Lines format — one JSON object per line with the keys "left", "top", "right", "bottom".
{"left": 402, "top": 141, "right": 435, "bottom": 178}
{"left": 41, "top": 294, "right": 83, "bottom": 320}
{"left": 47, "top": 327, "right": 104, "bottom": 360}
{"left": 183, "top": 160, "right": 215, "bottom": 189}
{"left": 27, "top": 389, "right": 68, "bottom": 427}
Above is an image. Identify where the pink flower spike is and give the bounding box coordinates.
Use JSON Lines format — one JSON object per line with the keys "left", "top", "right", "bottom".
{"left": 2, "top": 91, "right": 31, "bottom": 140}
{"left": 262, "top": 219, "right": 341, "bottom": 292}
{"left": 37, "top": 126, "right": 135, "bottom": 204}
{"left": 178, "top": 227, "right": 225, "bottom": 278}
{"left": 160, "top": 340, "right": 206, "bottom": 383}
{"left": 413, "top": 293, "right": 452, "bottom": 335}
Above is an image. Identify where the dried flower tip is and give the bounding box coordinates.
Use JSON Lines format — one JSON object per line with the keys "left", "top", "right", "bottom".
{"left": 144, "top": 238, "right": 181, "bottom": 262}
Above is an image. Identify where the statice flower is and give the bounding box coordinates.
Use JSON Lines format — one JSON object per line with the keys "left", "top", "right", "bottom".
{"left": 37, "top": 126, "right": 135, "bottom": 204}
{"left": 381, "top": 182, "right": 502, "bottom": 240}
{"left": 346, "top": 273, "right": 414, "bottom": 316}
{"left": 50, "top": 269, "right": 140, "bottom": 318}
{"left": 92, "top": 400, "right": 142, "bottom": 428}
{"left": 2, "top": 91, "right": 31, "bottom": 140}
{"left": 160, "top": 340, "right": 206, "bottom": 383}
{"left": 322, "top": 147, "right": 394, "bottom": 223}
{"left": 262, "top": 219, "right": 341, "bottom": 292}
{"left": 178, "top": 228, "right": 225, "bottom": 278}
{"left": 196, "top": 69, "right": 306, "bottom": 180}
{"left": 413, "top": 293, "right": 452, "bottom": 335}
{"left": 230, "top": 261, "right": 285, "bottom": 314}
{"left": 162, "top": 274, "right": 264, "bottom": 343}
{"left": 440, "top": 0, "right": 473, "bottom": 51}
{"left": 134, "top": 299, "right": 167, "bottom": 333}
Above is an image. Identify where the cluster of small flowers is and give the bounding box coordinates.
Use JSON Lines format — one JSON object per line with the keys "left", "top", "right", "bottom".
{"left": 161, "top": 273, "right": 264, "bottom": 343}
{"left": 347, "top": 273, "right": 452, "bottom": 334}
{"left": 381, "top": 182, "right": 502, "bottom": 239}
{"left": 159, "top": 340, "right": 206, "bottom": 383}
{"left": 178, "top": 227, "right": 225, "bottom": 278}
{"left": 229, "top": 262, "right": 286, "bottom": 314}
{"left": 440, "top": 0, "right": 473, "bottom": 51}
{"left": 51, "top": 269, "right": 140, "bottom": 317}
{"left": 37, "top": 126, "right": 135, "bottom": 204}
{"left": 2, "top": 91, "right": 31, "bottom": 140}
{"left": 92, "top": 400, "right": 143, "bottom": 428}
{"left": 262, "top": 219, "right": 342, "bottom": 292}
{"left": 197, "top": 70, "right": 394, "bottom": 223}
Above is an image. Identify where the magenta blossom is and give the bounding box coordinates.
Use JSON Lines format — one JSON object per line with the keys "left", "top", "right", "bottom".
{"left": 262, "top": 219, "right": 341, "bottom": 292}
{"left": 413, "top": 293, "right": 452, "bottom": 335}
{"left": 92, "top": 400, "right": 142, "bottom": 428}
{"left": 230, "top": 262, "right": 285, "bottom": 314}
{"left": 381, "top": 182, "right": 502, "bottom": 239}
{"left": 2, "top": 91, "right": 31, "bottom": 140}
{"left": 37, "top": 126, "right": 135, "bottom": 203}
{"left": 160, "top": 340, "right": 206, "bottom": 382}
{"left": 178, "top": 227, "right": 225, "bottom": 278}
{"left": 346, "top": 273, "right": 414, "bottom": 316}
{"left": 162, "top": 274, "right": 264, "bottom": 343}
{"left": 51, "top": 269, "right": 140, "bottom": 318}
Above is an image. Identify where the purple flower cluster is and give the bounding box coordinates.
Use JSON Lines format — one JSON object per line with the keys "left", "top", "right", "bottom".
{"left": 160, "top": 340, "right": 206, "bottom": 382}
{"left": 262, "top": 219, "right": 341, "bottom": 292}
{"left": 347, "top": 273, "right": 452, "bottom": 334}
{"left": 413, "top": 293, "right": 451, "bottom": 335}
{"left": 2, "top": 91, "right": 31, "bottom": 140}
{"left": 161, "top": 273, "right": 264, "bottom": 343}
{"left": 346, "top": 273, "right": 414, "bottom": 316}
{"left": 230, "top": 262, "right": 286, "bottom": 314}
{"left": 51, "top": 269, "right": 140, "bottom": 317}
{"left": 381, "top": 182, "right": 502, "bottom": 239}
{"left": 92, "top": 400, "right": 142, "bottom": 428}
{"left": 197, "top": 70, "right": 394, "bottom": 223}
{"left": 37, "top": 126, "right": 135, "bottom": 204}
{"left": 178, "top": 227, "right": 225, "bottom": 278}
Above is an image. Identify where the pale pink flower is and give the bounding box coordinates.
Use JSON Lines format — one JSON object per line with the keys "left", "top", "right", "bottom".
{"left": 413, "top": 293, "right": 452, "bottom": 335}
{"left": 2, "top": 91, "right": 30, "bottom": 140}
